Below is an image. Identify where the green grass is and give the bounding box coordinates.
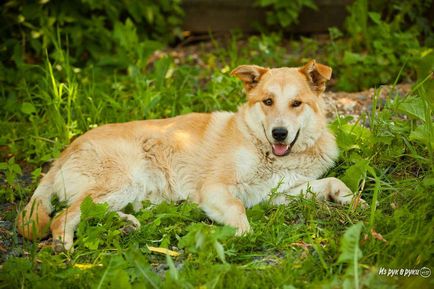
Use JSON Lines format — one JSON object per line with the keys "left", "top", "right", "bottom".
{"left": 0, "top": 33, "right": 433, "bottom": 288}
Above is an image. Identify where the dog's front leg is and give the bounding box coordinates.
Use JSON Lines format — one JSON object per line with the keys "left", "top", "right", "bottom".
{"left": 199, "top": 184, "right": 251, "bottom": 235}
{"left": 271, "top": 177, "right": 366, "bottom": 207}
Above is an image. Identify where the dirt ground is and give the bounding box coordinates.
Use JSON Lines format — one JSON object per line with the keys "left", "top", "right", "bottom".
{"left": 323, "top": 83, "right": 412, "bottom": 120}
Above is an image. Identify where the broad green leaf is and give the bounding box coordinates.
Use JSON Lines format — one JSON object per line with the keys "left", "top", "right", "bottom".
{"left": 21, "top": 102, "right": 36, "bottom": 114}
{"left": 84, "top": 237, "right": 100, "bottom": 250}
{"left": 338, "top": 223, "right": 363, "bottom": 289}
{"left": 343, "top": 51, "right": 365, "bottom": 64}
{"left": 109, "top": 269, "right": 132, "bottom": 289}
{"left": 341, "top": 159, "right": 370, "bottom": 192}
{"left": 80, "top": 196, "right": 109, "bottom": 220}
{"left": 166, "top": 255, "right": 179, "bottom": 281}
{"left": 330, "top": 118, "right": 373, "bottom": 154}
{"left": 397, "top": 97, "right": 426, "bottom": 120}
{"left": 0, "top": 162, "right": 8, "bottom": 170}
{"left": 214, "top": 241, "right": 226, "bottom": 263}
{"left": 338, "top": 222, "right": 363, "bottom": 263}
{"left": 409, "top": 125, "right": 434, "bottom": 147}
{"left": 368, "top": 12, "right": 382, "bottom": 24}
{"left": 423, "top": 175, "right": 434, "bottom": 187}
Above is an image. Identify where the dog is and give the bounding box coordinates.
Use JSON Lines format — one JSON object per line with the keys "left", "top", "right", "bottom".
{"left": 17, "top": 60, "right": 365, "bottom": 251}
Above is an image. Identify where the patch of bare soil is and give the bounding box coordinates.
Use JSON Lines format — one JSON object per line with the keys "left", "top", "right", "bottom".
{"left": 323, "top": 84, "right": 412, "bottom": 121}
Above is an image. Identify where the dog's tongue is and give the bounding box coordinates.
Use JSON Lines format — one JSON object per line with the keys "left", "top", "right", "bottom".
{"left": 272, "top": 144, "right": 289, "bottom": 156}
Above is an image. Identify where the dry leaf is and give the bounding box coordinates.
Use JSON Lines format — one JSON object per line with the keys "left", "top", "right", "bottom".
{"left": 371, "top": 228, "right": 387, "bottom": 243}
{"left": 147, "top": 245, "right": 180, "bottom": 257}
{"left": 73, "top": 263, "right": 103, "bottom": 270}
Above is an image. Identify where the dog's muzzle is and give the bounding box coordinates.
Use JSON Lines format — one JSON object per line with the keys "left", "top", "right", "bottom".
{"left": 262, "top": 123, "right": 300, "bottom": 157}
{"left": 271, "top": 129, "right": 300, "bottom": 156}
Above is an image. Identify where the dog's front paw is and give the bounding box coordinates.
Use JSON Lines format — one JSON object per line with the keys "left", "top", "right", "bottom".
{"left": 233, "top": 214, "right": 251, "bottom": 236}
{"left": 355, "top": 197, "right": 369, "bottom": 209}
{"left": 325, "top": 177, "right": 368, "bottom": 208}
{"left": 117, "top": 212, "right": 141, "bottom": 234}
{"left": 52, "top": 237, "right": 74, "bottom": 253}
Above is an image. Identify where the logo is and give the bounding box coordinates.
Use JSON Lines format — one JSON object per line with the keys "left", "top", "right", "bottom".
{"left": 420, "top": 267, "right": 431, "bottom": 278}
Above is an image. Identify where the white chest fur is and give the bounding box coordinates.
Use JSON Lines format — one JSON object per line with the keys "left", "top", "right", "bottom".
{"left": 230, "top": 146, "right": 332, "bottom": 208}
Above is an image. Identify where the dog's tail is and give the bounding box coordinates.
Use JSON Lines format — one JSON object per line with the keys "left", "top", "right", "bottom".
{"left": 17, "top": 175, "right": 55, "bottom": 240}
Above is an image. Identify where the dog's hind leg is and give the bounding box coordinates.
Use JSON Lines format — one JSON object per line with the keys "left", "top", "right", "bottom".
{"left": 199, "top": 184, "right": 251, "bottom": 236}
{"left": 51, "top": 181, "right": 144, "bottom": 252}
{"left": 51, "top": 199, "right": 82, "bottom": 252}
{"left": 50, "top": 187, "right": 123, "bottom": 252}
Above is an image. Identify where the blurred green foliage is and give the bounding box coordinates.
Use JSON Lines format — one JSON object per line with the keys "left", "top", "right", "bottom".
{"left": 0, "top": 0, "right": 183, "bottom": 65}
{"left": 255, "top": 0, "right": 317, "bottom": 28}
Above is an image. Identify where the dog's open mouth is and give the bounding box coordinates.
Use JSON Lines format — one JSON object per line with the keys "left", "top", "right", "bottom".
{"left": 271, "top": 129, "right": 300, "bottom": 157}
{"left": 272, "top": 144, "right": 290, "bottom": 156}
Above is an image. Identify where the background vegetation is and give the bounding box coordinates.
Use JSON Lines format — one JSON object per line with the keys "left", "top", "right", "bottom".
{"left": 0, "top": 0, "right": 433, "bottom": 288}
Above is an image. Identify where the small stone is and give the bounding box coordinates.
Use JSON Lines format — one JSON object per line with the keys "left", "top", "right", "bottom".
{"left": 357, "top": 94, "right": 367, "bottom": 101}
{"left": 339, "top": 98, "right": 358, "bottom": 111}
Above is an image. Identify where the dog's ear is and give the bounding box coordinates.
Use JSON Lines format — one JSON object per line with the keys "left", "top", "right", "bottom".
{"left": 231, "top": 65, "right": 269, "bottom": 92}
{"left": 299, "top": 60, "right": 332, "bottom": 95}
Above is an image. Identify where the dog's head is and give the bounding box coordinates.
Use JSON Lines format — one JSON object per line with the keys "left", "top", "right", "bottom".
{"left": 231, "top": 60, "right": 332, "bottom": 156}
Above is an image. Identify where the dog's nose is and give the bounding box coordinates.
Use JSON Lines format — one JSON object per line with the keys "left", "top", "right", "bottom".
{"left": 272, "top": 127, "right": 288, "bottom": 142}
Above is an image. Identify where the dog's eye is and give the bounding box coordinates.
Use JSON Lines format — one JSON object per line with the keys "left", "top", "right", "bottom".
{"left": 263, "top": 98, "right": 273, "bottom": 106}
{"left": 291, "top": 100, "right": 302, "bottom": 108}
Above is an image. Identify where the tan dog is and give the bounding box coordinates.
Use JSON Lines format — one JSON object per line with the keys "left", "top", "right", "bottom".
{"left": 17, "top": 60, "right": 364, "bottom": 251}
